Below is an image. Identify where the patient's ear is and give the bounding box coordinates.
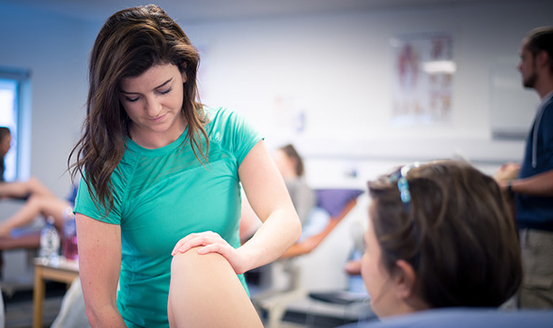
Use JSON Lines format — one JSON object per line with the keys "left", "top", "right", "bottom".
{"left": 392, "top": 259, "right": 417, "bottom": 300}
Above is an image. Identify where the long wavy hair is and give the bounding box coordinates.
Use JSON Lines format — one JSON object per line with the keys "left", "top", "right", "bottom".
{"left": 69, "top": 4, "right": 208, "bottom": 213}
{"left": 368, "top": 160, "right": 522, "bottom": 308}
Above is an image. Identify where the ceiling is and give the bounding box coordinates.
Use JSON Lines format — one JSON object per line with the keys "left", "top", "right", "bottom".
{"left": 0, "top": 0, "right": 522, "bottom": 24}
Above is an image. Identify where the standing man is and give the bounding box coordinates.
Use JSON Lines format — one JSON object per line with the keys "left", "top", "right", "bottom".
{"left": 496, "top": 26, "right": 553, "bottom": 309}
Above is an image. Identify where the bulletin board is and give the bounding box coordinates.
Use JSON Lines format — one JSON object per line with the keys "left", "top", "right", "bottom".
{"left": 390, "top": 32, "right": 454, "bottom": 127}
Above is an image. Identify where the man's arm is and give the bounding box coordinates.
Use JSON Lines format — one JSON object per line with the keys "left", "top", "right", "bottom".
{"left": 498, "top": 169, "right": 553, "bottom": 197}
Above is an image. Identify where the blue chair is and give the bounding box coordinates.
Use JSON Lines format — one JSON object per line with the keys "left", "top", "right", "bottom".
{"left": 339, "top": 307, "right": 553, "bottom": 328}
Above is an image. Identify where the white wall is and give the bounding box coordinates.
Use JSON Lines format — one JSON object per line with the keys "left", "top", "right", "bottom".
{"left": 0, "top": 3, "right": 91, "bottom": 284}
{"left": 0, "top": 3, "right": 90, "bottom": 198}
{"left": 182, "top": 1, "right": 551, "bottom": 171}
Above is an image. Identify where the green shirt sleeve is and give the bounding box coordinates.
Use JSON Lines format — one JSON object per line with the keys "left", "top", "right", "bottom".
{"left": 74, "top": 172, "right": 123, "bottom": 225}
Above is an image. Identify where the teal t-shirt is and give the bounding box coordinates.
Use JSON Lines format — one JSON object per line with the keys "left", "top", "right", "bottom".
{"left": 74, "top": 107, "right": 261, "bottom": 327}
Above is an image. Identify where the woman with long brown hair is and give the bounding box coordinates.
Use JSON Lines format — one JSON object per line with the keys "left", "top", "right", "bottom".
{"left": 69, "top": 5, "right": 300, "bottom": 327}
{"left": 361, "top": 160, "right": 522, "bottom": 318}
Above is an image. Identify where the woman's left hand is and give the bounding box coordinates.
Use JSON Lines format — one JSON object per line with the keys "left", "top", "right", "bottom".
{"left": 171, "top": 231, "right": 250, "bottom": 274}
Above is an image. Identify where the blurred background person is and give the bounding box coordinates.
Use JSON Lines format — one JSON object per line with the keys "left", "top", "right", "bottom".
{"left": 495, "top": 26, "right": 553, "bottom": 309}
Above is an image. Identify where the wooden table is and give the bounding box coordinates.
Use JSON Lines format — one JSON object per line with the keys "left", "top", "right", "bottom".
{"left": 33, "top": 257, "right": 79, "bottom": 328}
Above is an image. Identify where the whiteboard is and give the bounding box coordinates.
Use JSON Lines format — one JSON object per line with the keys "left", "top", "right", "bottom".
{"left": 490, "top": 57, "right": 538, "bottom": 140}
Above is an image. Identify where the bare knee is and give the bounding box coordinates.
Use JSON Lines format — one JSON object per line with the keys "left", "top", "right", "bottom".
{"left": 26, "top": 176, "right": 41, "bottom": 192}
{"left": 26, "top": 195, "right": 50, "bottom": 215}
{"left": 170, "top": 247, "right": 228, "bottom": 278}
{"left": 168, "top": 248, "right": 263, "bottom": 328}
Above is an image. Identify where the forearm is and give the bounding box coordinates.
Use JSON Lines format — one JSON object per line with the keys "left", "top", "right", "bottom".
{"left": 85, "top": 304, "right": 126, "bottom": 328}
{"left": 511, "top": 170, "right": 553, "bottom": 197}
{"left": 239, "top": 207, "right": 301, "bottom": 270}
{"left": 76, "top": 213, "right": 125, "bottom": 327}
{"left": 81, "top": 267, "right": 126, "bottom": 327}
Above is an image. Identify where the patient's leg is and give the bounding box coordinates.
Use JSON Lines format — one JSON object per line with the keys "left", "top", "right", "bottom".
{"left": 0, "top": 195, "right": 70, "bottom": 237}
{"left": 0, "top": 176, "right": 55, "bottom": 200}
{"left": 168, "top": 247, "right": 263, "bottom": 328}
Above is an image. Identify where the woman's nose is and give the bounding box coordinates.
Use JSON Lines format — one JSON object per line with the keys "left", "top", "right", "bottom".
{"left": 145, "top": 96, "right": 162, "bottom": 117}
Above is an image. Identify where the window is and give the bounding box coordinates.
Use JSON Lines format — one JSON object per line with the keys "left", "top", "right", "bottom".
{"left": 0, "top": 67, "right": 31, "bottom": 182}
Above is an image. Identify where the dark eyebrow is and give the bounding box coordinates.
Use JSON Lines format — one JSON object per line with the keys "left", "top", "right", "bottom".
{"left": 120, "top": 77, "right": 173, "bottom": 95}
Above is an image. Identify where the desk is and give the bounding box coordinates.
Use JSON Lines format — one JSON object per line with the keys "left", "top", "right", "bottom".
{"left": 33, "top": 257, "right": 79, "bottom": 328}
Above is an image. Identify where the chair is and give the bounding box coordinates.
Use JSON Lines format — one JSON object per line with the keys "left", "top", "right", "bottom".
{"left": 337, "top": 308, "right": 553, "bottom": 328}
{"left": 305, "top": 218, "right": 374, "bottom": 324}
{"left": 251, "top": 188, "right": 364, "bottom": 328}
{"left": 0, "top": 199, "right": 44, "bottom": 282}
{"left": 306, "top": 286, "right": 373, "bottom": 325}
{"left": 0, "top": 228, "right": 41, "bottom": 300}
{"left": 0, "top": 231, "right": 40, "bottom": 279}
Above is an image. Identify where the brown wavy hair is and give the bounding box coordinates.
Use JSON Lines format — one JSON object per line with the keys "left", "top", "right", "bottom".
{"left": 69, "top": 4, "right": 208, "bottom": 213}
{"left": 368, "top": 160, "right": 522, "bottom": 308}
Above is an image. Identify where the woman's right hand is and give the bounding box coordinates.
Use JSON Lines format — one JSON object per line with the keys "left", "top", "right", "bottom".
{"left": 171, "top": 231, "right": 252, "bottom": 275}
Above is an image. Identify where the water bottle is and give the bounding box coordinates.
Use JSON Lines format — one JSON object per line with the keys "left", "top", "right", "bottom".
{"left": 40, "top": 216, "right": 60, "bottom": 265}
{"left": 62, "top": 207, "right": 78, "bottom": 261}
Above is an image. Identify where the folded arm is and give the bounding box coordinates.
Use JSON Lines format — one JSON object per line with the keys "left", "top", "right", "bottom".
{"left": 171, "top": 141, "right": 302, "bottom": 274}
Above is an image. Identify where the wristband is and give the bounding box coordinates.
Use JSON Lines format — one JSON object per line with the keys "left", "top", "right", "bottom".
{"left": 507, "top": 180, "right": 514, "bottom": 196}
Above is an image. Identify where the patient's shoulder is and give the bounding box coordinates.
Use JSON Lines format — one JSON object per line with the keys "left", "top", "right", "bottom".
{"left": 340, "top": 308, "right": 553, "bottom": 328}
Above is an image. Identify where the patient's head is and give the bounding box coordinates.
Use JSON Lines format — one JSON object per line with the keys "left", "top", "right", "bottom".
{"left": 0, "top": 127, "right": 11, "bottom": 158}
{"left": 362, "top": 160, "right": 522, "bottom": 318}
{"left": 273, "top": 144, "right": 305, "bottom": 180}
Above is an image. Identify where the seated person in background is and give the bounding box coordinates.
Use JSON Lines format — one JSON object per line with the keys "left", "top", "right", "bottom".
{"left": 241, "top": 143, "right": 329, "bottom": 243}
{"left": 0, "top": 126, "right": 65, "bottom": 201}
{"left": 0, "top": 176, "right": 59, "bottom": 200}
{"left": 0, "top": 178, "right": 77, "bottom": 237}
{"left": 343, "top": 219, "right": 367, "bottom": 277}
{"left": 360, "top": 160, "right": 522, "bottom": 319}
{"left": 272, "top": 144, "right": 316, "bottom": 227}
{"left": 273, "top": 144, "right": 331, "bottom": 241}
{"left": 0, "top": 127, "right": 11, "bottom": 182}
{"left": 0, "top": 126, "right": 77, "bottom": 237}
